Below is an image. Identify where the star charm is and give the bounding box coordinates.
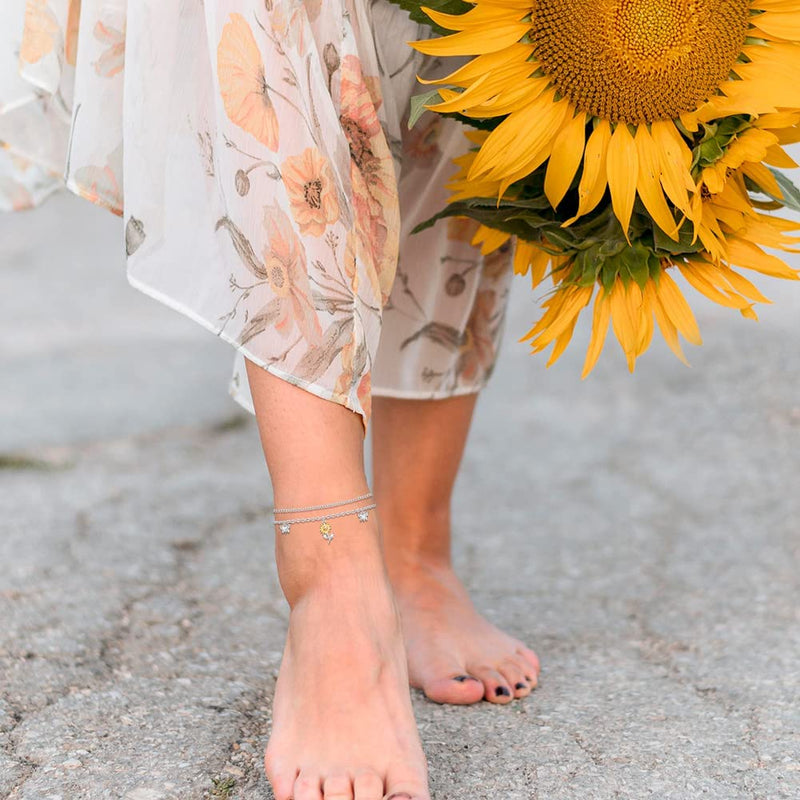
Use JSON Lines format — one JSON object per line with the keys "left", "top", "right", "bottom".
{"left": 357, "top": 510, "right": 369, "bottom": 523}
{"left": 279, "top": 522, "right": 291, "bottom": 535}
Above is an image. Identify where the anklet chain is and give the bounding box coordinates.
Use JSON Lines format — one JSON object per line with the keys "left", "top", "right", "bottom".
{"left": 273, "top": 503, "right": 377, "bottom": 544}
{"left": 273, "top": 491, "right": 373, "bottom": 515}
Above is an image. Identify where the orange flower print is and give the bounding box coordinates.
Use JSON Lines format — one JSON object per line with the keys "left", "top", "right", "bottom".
{"left": 19, "top": 0, "right": 59, "bottom": 65}
{"left": 263, "top": 204, "right": 322, "bottom": 344}
{"left": 305, "top": 0, "right": 323, "bottom": 22}
{"left": 446, "top": 216, "right": 481, "bottom": 244}
{"left": 357, "top": 372, "right": 372, "bottom": 420}
{"left": 217, "top": 14, "right": 279, "bottom": 151}
{"left": 339, "top": 55, "right": 396, "bottom": 301}
{"left": 402, "top": 115, "right": 442, "bottom": 169}
{"left": 73, "top": 163, "right": 123, "bottom": 215}
{"left": 93, "top": 20, "right": 125, "bottom": 78}
{"left": 458, "top": 290, "right": 498, "bottom": 382}
{"left": 333, "top": 338, "right": 356, "bottom": 398}
{"left": 350, "top": 167, "right": 383, "bottom": 304}
{"left": 0, "top": 159, "right": 35, "bottom": 211}
{"left": 269, "top": 0, "right": 307, "bottom": 51}
{"left": 65, "top": 0, "right": 81, "bottom": 66}
{"left": 333, "top": 338, "right": 372, "bottom": 421}
{"left": 482, "top": 241, "right": 512, "bottom": 280}
{"left": 282, "top": 148, "right": 340, "bottom": 237}
{"left": 362, "top": 74, "right": 383, "bottom": 112}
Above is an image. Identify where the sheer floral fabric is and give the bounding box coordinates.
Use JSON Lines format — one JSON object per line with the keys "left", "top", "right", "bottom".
{"left": 0, "top": 0, "right": 513, "bottom": 427}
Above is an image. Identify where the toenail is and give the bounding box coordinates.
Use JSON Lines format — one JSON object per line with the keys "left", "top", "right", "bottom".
{"left": 495, "top": 686, "right": 510, "bottom": 697}
{"left": 386, "top": 795, "right": 413, "bottom": 800}
{"left": 452, "top": 675, "right": 470, "bottom": 682}
{"left": 515, "top": 682, "right": 526, "bottom": 690}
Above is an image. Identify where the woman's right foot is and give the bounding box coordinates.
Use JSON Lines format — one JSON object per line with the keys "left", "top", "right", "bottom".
{"left": 264, "top": 526, "right": 430, "bottom": 800}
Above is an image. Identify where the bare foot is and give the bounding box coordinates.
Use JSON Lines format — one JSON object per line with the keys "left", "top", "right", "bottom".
{"left": 265, "top": 554, "right": 430, "bottom": 800}
{"left": 390, "top": 559, "right": 541, "bottom": 706}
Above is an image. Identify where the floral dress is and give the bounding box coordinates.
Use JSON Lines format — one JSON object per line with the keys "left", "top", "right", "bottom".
{"left": 0, "top": 0, "right": 514, "bottom": 428}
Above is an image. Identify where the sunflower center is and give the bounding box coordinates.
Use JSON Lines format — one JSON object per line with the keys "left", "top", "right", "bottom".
{"left": 529, "top": 0, "right": 751, "bottom": 123}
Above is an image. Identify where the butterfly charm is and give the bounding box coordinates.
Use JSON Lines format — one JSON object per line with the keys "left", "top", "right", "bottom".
{"left": 357, "top": 510, "right": 369, "bottom": 523}
{"left": 320, "top": 521, "right": 334, "bottom": 544}
{"left": 279, "top": 522, "right": 291, "bottom": 535}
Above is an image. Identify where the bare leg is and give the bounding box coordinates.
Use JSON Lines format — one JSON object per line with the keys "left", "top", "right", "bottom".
{"left": 246, "top": 361, "right": 429, "bottom": 800}
{"left": 372, "top": 394, "right": 541, "bottom": 706}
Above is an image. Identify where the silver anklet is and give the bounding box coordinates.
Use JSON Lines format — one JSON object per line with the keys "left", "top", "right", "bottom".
{"left": 273, "top": 502, "right": 377, "bottom": 544}
{"left": 273, "top": 491, "right": 373, "bottom": 515}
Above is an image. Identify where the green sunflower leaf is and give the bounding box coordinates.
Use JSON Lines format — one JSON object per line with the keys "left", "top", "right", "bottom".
{"left": 652, "top": 221, "right": 704, "bottom": 256}
{"left": 409, "top": 89, "right": 443, "bottom": 128}
{"left": 770, "top": 169, "right": 800, "bottom": 213}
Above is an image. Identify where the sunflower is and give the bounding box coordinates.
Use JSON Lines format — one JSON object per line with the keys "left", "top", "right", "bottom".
{"left": 461, "top": 146, "right": 800, "bottom": 375}
{"left": 413, "top": 0, "right": 800, "bottom": 234}
{"left": 399, "top": 0, "right": 800, "bottom": 374}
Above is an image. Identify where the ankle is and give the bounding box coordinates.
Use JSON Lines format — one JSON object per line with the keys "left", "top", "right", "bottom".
{"left": 379, "top": 505, "right": 453, "bottom": 570}
{"left": 385, "top": 550, "right": 455, "bottom": 590}
{"left": 277, "top": 525, "right": 392, "bottom": 609}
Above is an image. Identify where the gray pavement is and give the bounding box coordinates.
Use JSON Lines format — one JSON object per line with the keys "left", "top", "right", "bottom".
{"left": 1, "top": 192, "right": 799, "bottom": 799}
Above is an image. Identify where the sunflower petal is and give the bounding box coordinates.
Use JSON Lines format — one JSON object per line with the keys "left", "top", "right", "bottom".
{"left": 581, "top": 289, "right": 611, "bottom": 378}
{"left": 651, "top": 120, "right": 694, "bottom": 214}
{"left": 646, "top": 280, "right": 690, "bottom": 365}
{"left": 725, "top": 237, "right": 800, "bottom": 279}
{"left": 635, "top": 126, "right": 679, "bottom": 239}
{"left": 656, "top": 272, "right": 703, "bottom": 346}
{"left": 547, "top": 316, "right": 579, "bottom": 367}
{"left": 544, "top": 111, "right": 587, "bottom": 209}
{"left": 564, "top": 119, "right": 611, "bottom": 226}
{"left": 606, "top": 124, "right": 639, "bottom": 242}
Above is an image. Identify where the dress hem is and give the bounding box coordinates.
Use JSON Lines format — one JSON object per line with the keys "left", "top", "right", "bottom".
{"left": 370, "top": 383, "right": 484, "bottom": 400}
{"left": 126, "top": 271, "right": 369, "bottom": 429}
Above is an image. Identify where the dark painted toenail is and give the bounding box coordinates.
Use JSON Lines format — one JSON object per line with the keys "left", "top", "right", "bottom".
{"left": 495, "top": 686, "right": 510, "bottom": 697}
{"left": 453, "top": 675, "right": 470, "bottom": 682}
{"left": 515, "top": 682, "right": 526, "bottom": 690}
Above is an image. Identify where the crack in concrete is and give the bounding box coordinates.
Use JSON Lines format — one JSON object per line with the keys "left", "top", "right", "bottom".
{"left": 204, "top": 686, "right": 275, "bottom": 800}
{"left": 1, "top": 469, "right": 278, "bottom": 796}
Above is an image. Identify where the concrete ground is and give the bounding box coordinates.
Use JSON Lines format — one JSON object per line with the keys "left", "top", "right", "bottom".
{"left": 1, "top": 193, "right": 799, "bottom": 800}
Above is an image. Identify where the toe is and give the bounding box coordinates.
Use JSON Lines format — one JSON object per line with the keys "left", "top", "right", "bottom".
{"left": 422, "top": 673, "right": 484, "bottom": 705}
{"left": 384, "top": 765, "right": 430, "bottom": 800}
{"left": 324, "top": 772, "right": 354, "bottom": 799}
{"left": 294, "top": 771, "right": 324, "bottom": 800}
{"left": 517, "top": 645, "right": 541, "bottom": 677}
{"left": 497, "top": 659, "right": 532, "bottom": 699}
{"left": 353, "top": 769, "right": 384, "bottom": 800}
{"left": 264, "top": 750, "right": 296, "bottom": 800}
{"left": 410, "top": 653, "right": 484, "bottom": 705}
{"left": 470, "top": 666, "right": 513, "bottom": 704}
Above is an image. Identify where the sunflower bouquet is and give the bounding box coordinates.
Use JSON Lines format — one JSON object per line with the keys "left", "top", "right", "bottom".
{"left": 391, "top": 0, "right": 800, "bottom": 375}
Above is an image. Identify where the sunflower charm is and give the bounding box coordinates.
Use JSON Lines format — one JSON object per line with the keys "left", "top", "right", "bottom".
{"left": 319, "top": 521, "right": 334, "bottom": 544}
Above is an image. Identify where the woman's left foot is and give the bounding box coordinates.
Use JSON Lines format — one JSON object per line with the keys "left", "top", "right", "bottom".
{"left": 388, "top": 559, "right": 541, "bottom": 705}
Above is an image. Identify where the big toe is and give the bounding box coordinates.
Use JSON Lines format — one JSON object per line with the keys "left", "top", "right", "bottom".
{"left": 264, "top": 750, "right": 296, "bottom": 800}
{"left": 421, "top": 673, "right": 484, "bottom": 705}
